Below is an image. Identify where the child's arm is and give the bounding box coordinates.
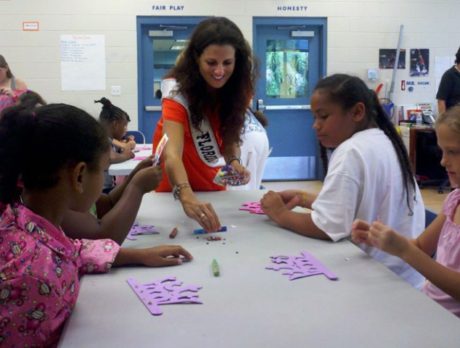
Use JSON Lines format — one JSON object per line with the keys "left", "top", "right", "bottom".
{"left": 261, "top": 190, "right": 331, "bottom": 240}
{"left": 352, "top": 217, "right": 460, "bottom": 301}
{"left": 113, "top": 137, "right": 136, "bottom": 151}
{"left": 278, "top": 189, "right": 318, "bottom": 209}
{"left": 113, "top": 245, "right": 193, "bottom": 267}
{"left": 62, "top": 161, "right": 162, "bottom": 244}
{"left": 96, "top": 156, "right": 155, "bottom": 217}
{"left": 110, "top": 148, "right": 135, "bottom": 164}
{"left": 352, "top": 215, "right": 445, "bottom": 257}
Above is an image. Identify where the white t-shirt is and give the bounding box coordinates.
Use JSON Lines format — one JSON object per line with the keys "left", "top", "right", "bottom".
{"left": 311, "top": 128, "right": 425, "bottom": 288}
{"left": 229, "top": 110, "right": 269, "bottom": 191}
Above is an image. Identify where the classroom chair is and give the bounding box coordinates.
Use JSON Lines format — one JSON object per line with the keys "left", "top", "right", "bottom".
{"left": 425, "top": 208, "right": 437, "bottom": 228}
{"left": 126, "top": 130, "right": 146, "bottom": 144}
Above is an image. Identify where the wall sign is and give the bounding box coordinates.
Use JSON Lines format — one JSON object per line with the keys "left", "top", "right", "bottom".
{"left": 23, "top": 21, "right": 39, "bottom": 31}
{"left": 276, "top": 5, "right": 307, "bottom": 12}
{"left": 152, "top": 4, "right": 184, "bottom": 11}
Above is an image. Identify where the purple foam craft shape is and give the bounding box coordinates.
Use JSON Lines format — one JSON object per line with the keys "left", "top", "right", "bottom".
{"left": 266, "top": 251, "right": 338, "bottom": 281}
{"left": 126, "top": 223, "right": 160, "bottom": 241}
{"left": 127, "top": 276, "right": 203, "bottom": 316}
{"left": 239, "top": 201, "right": 265, "bottom": 215}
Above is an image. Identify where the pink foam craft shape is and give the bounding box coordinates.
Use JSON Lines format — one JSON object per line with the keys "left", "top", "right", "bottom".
{"left": 239, "top": 201, "right": 265, "bottom": 215}
{"left": 127, "top": 276, "right": 203, "bottom": 316}
{"left": 134, "top": 155, "right": 149, "bottom": 161}
{"left": 126, "top": 223, "right": 160, "bottom": 240}
{"left": 266, "top": 251, "right": 338, "bottom": 281}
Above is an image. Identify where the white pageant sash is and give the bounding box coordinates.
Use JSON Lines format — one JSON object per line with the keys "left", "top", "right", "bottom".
{"left": 169, "top": 94, "right": 225, "bottom": 168}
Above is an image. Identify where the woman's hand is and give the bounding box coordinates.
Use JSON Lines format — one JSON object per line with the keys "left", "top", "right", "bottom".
{"left": 181, "top": 197, "right": 221, "bottom": 232}
{"left": 231, "top": 161, "right": 251, "bottom": 185}
{"left": 114, "top": 245, "right": 193, "bottom": 267}
{"left": 351, "top": 219, "right": 411, "bottom": 257}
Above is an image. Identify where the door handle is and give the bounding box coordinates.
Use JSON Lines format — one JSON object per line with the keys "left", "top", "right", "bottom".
{"left": 264, "top": 104, "right": 311, "bottom": 111}
{"left": 256, "top": 99, "right": 265, "bottom": 112}
{"left": 145, "top": 106, "right": 162, "bottom": 112}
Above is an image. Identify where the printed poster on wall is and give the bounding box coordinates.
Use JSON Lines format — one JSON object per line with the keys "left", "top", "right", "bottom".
{"left": 60, "top": 34, "right": 106, "bottom": 90}
{"left": 409, "top": 49, "right": 429, "bottom": 76}
{"left": 379, "top": 49, "right": 406, "bottom": 69}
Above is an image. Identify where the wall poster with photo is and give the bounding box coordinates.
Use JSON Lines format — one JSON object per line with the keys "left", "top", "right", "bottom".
{"left": 379, "top": 49, "right": 406, "bottom": 69}
{"left": 410, "top": 49, "right": 429, "bottom": 77}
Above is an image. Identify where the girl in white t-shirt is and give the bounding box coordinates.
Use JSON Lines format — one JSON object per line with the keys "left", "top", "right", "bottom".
{"left": 261, "top": 73, "right": 425, "bottom": 287}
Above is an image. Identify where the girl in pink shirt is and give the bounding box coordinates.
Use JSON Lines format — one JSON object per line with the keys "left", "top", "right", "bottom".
{"left": 0, "top": 103, "right": 192, "bottom": 346}
{"left": 352, "top": 105, "right": 460, "bottom": 317}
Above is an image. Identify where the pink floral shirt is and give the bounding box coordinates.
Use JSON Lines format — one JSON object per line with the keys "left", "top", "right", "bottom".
{"left": 0, "top": 204, "right": 120, "bottom": 347}
{"left": 422, "top": 189, "right": 460, "bottom": 317}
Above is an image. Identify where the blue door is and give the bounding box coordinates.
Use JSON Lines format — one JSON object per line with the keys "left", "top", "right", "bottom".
{"left": 137, "top": 16, "right": 206, "bottom": 140}
{"left": 253, "top": 17, "right": 327, "bottom": 180}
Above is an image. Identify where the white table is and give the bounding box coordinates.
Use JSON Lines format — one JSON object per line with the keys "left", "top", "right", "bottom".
{"left": 108, "top": 144, "right": 153, "bottom": 176}
{"left": 59, "top": 191, "right": 460, "bottom": 348}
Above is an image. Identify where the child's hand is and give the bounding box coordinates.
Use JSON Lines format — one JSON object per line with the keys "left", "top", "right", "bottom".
{"left": 120, "top": 149, "right": 135, "bottom": 161}
{"left": 351, "top": 219, "right": 372, "bottom": 244}
{"left": 124, "top": 139, "right": 136, "bottom": 150}
{"left": 352, "top": 219, "right": 411, "bottom": 257}
{"left": 138, "top": 245, "right": 192, "bottom": 266}
{"left": 114, "top": 245, "right": 193, "bottom": 267}
{"left": 366, "top": 221, "right": 411, "bottom": 257}
{"left": 131, "top": 155, "right": 155, "bottom": 176}
{"left": 131, "top": 164, "right": 162, "bottom": 192}
{"left": 0, "top": 87, "right": 13, "bottom": 96}
{"left": 260, "top": 190, "right": 289, "bottom": 224}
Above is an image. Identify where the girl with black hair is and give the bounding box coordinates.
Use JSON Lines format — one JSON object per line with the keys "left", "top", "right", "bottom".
{"left": 261, "top": 74, "right": 425, "bottom": 288}
{"left": 0, "top": 104, "right": 192, "bottom": 346}
{"left": 95, "top": 97, "right": 135, "bottom": 193}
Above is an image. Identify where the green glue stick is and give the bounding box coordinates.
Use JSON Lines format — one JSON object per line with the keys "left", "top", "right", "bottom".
{"left": 211, "top": 259, "right": 220, "bottom": 277}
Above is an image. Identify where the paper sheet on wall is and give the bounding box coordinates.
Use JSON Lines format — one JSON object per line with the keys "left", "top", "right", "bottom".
{"left": 60, "top": 34, "right": 106, "bottom": 90}
{"left": 435, "top": 56, "right": 454, "bottom": 91}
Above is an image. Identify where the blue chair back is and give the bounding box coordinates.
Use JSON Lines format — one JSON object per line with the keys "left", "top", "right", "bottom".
{"left": 126, "top": 130, "right": 146, "bottom": 144}
{"left": 425, "top": 208, "right": 437, "bottom": 228}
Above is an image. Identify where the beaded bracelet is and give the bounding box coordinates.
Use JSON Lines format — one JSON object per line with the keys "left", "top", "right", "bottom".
{"left": 172, "top": 183, "right": 191, "bottom": 200}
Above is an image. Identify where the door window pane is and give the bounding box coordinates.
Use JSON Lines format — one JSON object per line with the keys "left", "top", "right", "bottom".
{"left": 266, "top": 39, "right": 309, "bottom": 99}
{"left": 152, "top": 39, "right": 187, "bottom": 98}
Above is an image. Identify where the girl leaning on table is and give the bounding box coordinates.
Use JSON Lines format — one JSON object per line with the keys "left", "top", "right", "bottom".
{"left": 261, "top": 74, "right": 425, "bottom": 288}
{"left": 352, "top": 105, "right": 460, "bottom": 317}
{"left": 152, "top": 17, "right": 254, "bottom": 232}
{"left": 95, "top": 97, "right": 136, "bottom": 193}
{"left": 0, "top": 103, "right": 192, "bottom": 346}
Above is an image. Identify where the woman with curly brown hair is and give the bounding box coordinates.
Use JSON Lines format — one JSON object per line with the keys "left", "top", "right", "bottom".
{"left": 152, "top": 17, "right": 257, "bottom": 231}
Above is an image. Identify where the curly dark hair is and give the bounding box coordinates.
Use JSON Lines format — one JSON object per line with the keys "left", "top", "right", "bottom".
{"left": 168, "top": 17, "right": 257, "bottom": 146}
